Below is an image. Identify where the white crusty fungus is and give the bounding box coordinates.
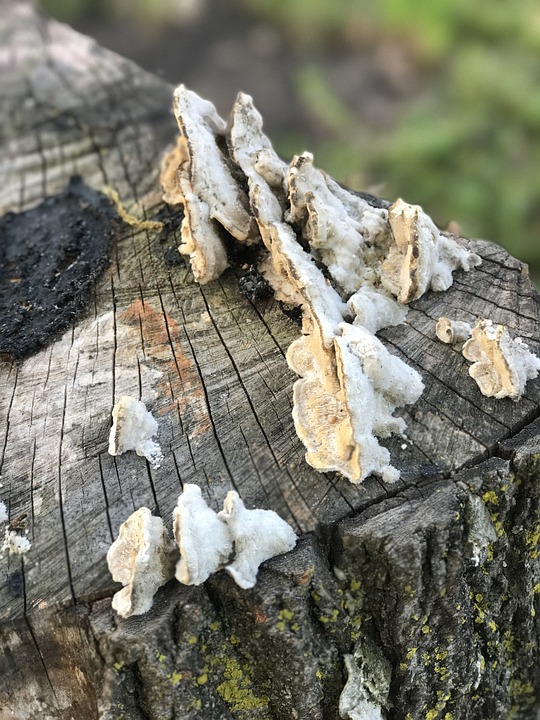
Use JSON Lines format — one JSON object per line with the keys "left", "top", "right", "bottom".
{"left": 161, "top": 85, "right": 259, "bottom": 284}
{"left": 462, "top": 319, "right": 540, "bottom": 400}
{"left": 218, "top": 490, "right": 298, "bottom": 589}
{"left": 1, "top": 528, "right": 31, "bottom": 556}
{"left": 173, "top": 483, "right": 233, "bottom": 585}
{"left": 108, "top": 395, "right": 163, "bottom": 468}
{"left": 164, "top": 87, "right": 483, "bottom": 483}
{"left": 435, "top": 316, "right": 472, "bottom": 345}
{"left": 348, "top": 286, "right": 407, "bottom": 335}
{"left": 106, "top": 507, "right": 176, "bottom": 618}
{"left": 230, "top": 92, "right": 422, "bottom": 482}
{"left": 381, "top": 198, "right": 481, "bottom": 303}
{"left": 287, "top": 151, "right": 391, "bottom": 296}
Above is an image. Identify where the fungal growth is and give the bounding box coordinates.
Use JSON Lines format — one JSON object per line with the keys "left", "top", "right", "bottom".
{"left": 218, "top": 490, "right": 298, "bottom": 589}
{"left": 462, "top": 319, "right": 540, "bottom": 400}
{"left": 435, "top": 317, "right": 472, "bottom": 345}
{"left": 162, "top": 85, "right": 259, "bottom": 284}
{"left": 161, "top": 87, "right": 483, "bottom": 483}
{"left": 106, "top": 507, "right": 177, "bottom": 618}
{"left": 1, "top": 529, "right": 31, "bottom": 556}
{"left": 108, "top": 395, "right": 163, "bottom": 468}
{"left": 107, "top": 485, "right": 298, "bottom": 617}
{"left": 173, "top": 484, "right": 233, "bottom": 585}
{"left": 381, "top": 199, "right": 481, "bottom": 303}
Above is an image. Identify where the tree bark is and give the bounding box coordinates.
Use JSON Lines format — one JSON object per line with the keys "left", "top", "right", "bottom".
{"left": 0, "top": 4, "right": 539, "bottom": 719}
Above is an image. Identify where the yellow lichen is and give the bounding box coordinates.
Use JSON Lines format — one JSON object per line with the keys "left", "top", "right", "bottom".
{"left": 482, "top": 491, "right": 499, "bottom": 505}
{"left": 215, "top": 657, "right": 270, "bottom": 712}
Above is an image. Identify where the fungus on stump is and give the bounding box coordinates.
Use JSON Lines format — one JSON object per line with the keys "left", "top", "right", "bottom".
{"left": 0, "top": 5, "right": 539, "bottom": 720}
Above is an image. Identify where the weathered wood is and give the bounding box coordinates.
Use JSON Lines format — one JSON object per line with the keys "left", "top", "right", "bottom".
{"left": 0, "top": 4, "right": 539, "bottom": 719}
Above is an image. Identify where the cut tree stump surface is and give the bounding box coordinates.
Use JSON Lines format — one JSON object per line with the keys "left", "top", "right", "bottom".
{"left": 0, "top": 4, "right": 539, "bottom": 720}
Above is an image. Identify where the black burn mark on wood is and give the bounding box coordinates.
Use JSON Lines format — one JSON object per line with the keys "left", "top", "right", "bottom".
{"left": 153, "top": 203, "right": 186, "bottom": 266}
{"left": 0, "top": 176, "right": 120, "bottom": 359}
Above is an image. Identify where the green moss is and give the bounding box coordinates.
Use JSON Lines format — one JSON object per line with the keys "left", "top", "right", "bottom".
{"left": 196, "top": 673, "right": 208, "bottom": 685}
{"left": 113, "top": 662, "right": 124, "bottom": 672}
{"left": 170, "top": 671, "right": 183, "bottom": 685}
{"left": 406, "top": 647, "right": 418, "bottom": 660}
{"left": 278, "top": 608, "right": 294, "bottom": 621}
{"left": 187, "top": 635, "right": 198, "bottom": 645}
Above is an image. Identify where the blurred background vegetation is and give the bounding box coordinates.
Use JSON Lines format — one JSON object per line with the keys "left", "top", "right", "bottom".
{"left": 41, "top": 0, "right": 540, "bottom": 282}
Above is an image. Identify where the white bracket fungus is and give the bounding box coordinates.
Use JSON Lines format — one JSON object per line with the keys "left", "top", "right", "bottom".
{"left": 381, "top": 198, "right": 481, "bottom": 303}
{"left": 173, "top": 483, "right": 233, "bottom": 586}
{"left": 172, "top": 484, "right": 297, "bottom": 589}
{"left": 218, "top": 490, "right": 298, "bottom": 589}
{"left": 106, "top": 507, "right": 176, "bottom": 618}
{"left": 108, "top": 395, "right": 163, "bottom": 468}
{"left": 462, "top": 319, "right": 540, "bottom": 400}
{"left": 160, "top": 85, "right": 259, "bottom": 283}
{"left": 435, "top": 316, "right": 472, "bottom": 345}
{"left": 287, "top": 151, "right": 391, "bottom": 296}
{"left": 162, "top": 87, "right": 483, "bottom": 483}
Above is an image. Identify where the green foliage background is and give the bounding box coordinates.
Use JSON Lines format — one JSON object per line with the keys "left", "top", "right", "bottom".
{"left": 251, "top": 0, "right": 540, "bottom": 279}
{"left": 42, "top": 0, "right": 540, "bottom": 280}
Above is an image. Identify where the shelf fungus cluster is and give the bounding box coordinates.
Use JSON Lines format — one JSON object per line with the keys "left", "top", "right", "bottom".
{"left": 161, "top": 86, "right": 482, "bottom": 483}
{"left": 435, "top": 317, "right": 540, "bottom": 400}
{"left": 107, "top": 484, "right": 297, "bottom": 617}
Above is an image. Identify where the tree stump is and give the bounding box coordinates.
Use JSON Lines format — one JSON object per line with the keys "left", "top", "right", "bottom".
{"left": 0, "top": 5, "right": 539, "bottom": 719}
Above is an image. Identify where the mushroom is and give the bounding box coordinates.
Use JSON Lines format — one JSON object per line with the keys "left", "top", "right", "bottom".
{"left": 108, "top": 395, "right": 163, "bottom": 469}
{"left": 161, "top": 88, "right": 482, "bottom": 483}
{"left": 348, "top": 285, "right": 407, "bottom": 334}
{"left": 218, "top": 491, "right": 297, "bottom": 589}
{"left": 162, "top": 86, "right": 259, "bottom": 284}
{"left": 173, "top": 484, "right": 233, "bottom": 585}
{"left": 287, "top": 151, "right": 390, "bottom": 296}
{"left": 462, "top": 319, "right": 540, "bottom": 400}
{"left": 381, "top": 198, "right": 481, "bottom": 303}
{"left": 230, "top": 93, "right": 422, "bottom": 482}
{"left": 106, "top": 508, "right": 177, "bottom": 618}
{"left": 435, "top": 317, "right": 472, "bottom": 345}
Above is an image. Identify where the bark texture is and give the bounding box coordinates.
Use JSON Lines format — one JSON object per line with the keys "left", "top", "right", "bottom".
{"left": 0, "top": 4, "right": 539, "bottom": 719}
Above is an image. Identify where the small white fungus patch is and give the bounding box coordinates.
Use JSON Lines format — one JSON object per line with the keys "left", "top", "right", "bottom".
{"left": 2, "top": 528, "right": 31, "bottom": 556}
{"left": 108, "top": 395, "right": 163, "bottom": 468}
